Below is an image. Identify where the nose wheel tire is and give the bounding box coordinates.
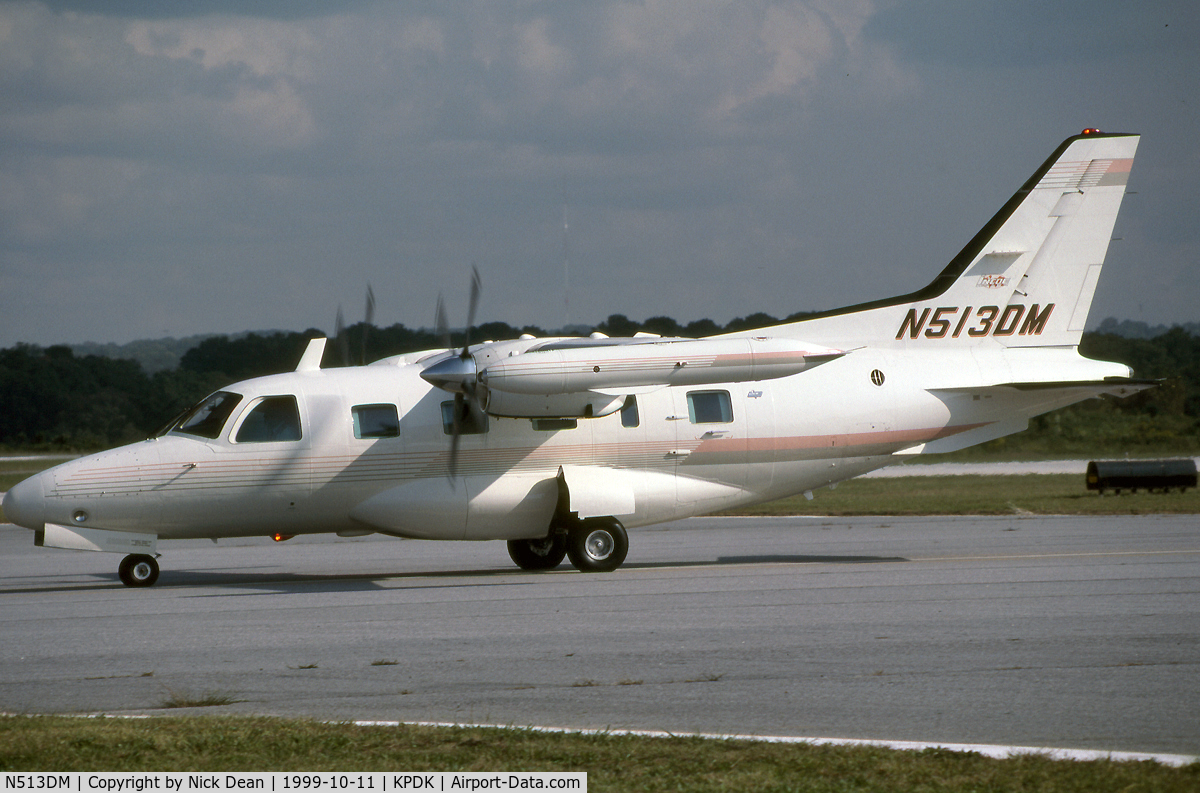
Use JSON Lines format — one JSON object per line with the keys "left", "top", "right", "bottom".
{"left": 507, "top": 534, "right": 567, "bottom": 570}
{"left": 566, "top": 517, "right": 628, "bottom": 573}
{"left": 118, "top": 554, "right": 160, "bottom": 587}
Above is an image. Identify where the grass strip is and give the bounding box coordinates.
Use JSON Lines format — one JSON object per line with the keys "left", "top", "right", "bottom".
{"left": 0, "top": 456, "right": 75, "bottom": 493}
{"left": 1, "top": 715, "right": 1196, "bottom": 792}
{"left": 722, "top": 474, "right": 1200, "bottom": 516}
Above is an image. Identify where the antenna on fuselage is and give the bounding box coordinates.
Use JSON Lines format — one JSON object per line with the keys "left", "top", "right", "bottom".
{"left": 295, "top": 337, "right": 327, "bottom": 372}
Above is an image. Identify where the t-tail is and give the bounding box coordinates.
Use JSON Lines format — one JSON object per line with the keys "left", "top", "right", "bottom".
{"left": 779, "top": 130, "right": 1140, "bottom": 351}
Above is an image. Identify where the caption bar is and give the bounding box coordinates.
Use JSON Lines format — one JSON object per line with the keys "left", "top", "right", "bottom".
{"left": 3, "top": 775, "right": 585, "bottom": 792}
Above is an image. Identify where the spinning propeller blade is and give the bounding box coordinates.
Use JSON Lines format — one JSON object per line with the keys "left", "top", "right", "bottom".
{"left": 334, "top": 305, "right": 349, "bottom": 367}
{"left": 424, "top": 268, "right": 484, "bottom": 481}
{"left": 435, "top": 295, "right": 451, "bottom": 351}
{"left": 361, "top": 284, "right": 375, "bottom": 365}
{"left": 462, "top": 264, "right": 481, "bottom": 357}
{"left": 448, "top": 393, "right": 465, "bottom": 480}
{"left": 333, "top": 285, "right": 375, "bottom": 367}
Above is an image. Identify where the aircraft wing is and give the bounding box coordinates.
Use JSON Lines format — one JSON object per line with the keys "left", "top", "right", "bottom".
{"left": 421, "top": 334, "right": 845, "bottom": 419}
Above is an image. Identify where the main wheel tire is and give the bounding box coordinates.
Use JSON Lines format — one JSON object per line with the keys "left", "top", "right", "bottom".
{"left": 118, "top": 554, "right": 159, "bottom": 587}
{"left": 566, "top": 517, "right": 628, "bottom": 573}
{"left": 507, "top": 534, "right": 567, "bottom": 570}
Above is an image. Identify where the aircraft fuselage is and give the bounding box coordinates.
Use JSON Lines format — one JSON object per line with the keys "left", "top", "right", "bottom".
{"left": 12, "top": 338, "right": 1129, "bottom": 545}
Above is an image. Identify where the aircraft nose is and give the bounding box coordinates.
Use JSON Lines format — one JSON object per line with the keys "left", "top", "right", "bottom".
{"left": 3, "top": 473, "right": 46, "bottom": 530}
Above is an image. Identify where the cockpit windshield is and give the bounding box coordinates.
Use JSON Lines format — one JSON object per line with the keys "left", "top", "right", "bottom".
{"left": 170, "top": 391, "right": 244, "bottom": 439}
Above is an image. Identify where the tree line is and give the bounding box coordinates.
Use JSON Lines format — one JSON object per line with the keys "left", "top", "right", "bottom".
{"left": 1, "top": 315, "right": 1197, "bottom": 452}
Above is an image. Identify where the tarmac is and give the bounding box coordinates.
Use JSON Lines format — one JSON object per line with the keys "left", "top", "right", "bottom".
{"left": 2, "top": 512, "right": 1197, "bottom": 763}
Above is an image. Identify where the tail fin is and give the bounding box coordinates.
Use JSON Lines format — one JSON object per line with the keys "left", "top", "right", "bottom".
{"left": 780, "top": 131, "right": 1139, "bottom": 349}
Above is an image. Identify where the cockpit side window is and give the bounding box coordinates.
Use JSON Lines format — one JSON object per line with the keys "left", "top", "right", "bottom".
{"left": 235, "top": 396, "right": 303, "bottom": 443}
{"left": 173, "top": 391, "right": 244, "bottom": 439}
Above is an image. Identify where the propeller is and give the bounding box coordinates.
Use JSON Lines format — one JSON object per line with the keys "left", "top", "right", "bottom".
{"left": 435, "top": 294, "right": 451, "bottom": 350}
{"left": 334, "top": 284, "right": 376, "bottom": 367}
{"left": 362, "top": 284, "right": 375, "bottom": 365}
{"left": 423, "top": 266, "right": 484, "bottom": 481}
{"left": 463, "top": 264, "right": 481, "bottom": 356}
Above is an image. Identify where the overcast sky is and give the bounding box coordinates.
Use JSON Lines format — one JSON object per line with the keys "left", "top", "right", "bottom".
{"left": 1, "top": 1, "right": 1196, "bottom": 348}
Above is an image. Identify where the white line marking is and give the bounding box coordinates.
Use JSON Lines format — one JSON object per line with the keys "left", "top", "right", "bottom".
{"left": 6, "top": 710, "right": 1194, "bottom": 766}
{"left": 911, "top": 549, "right": 1200, "bottom": 563}
{"left": 352, "top": 720, "right": 1198, "bottom": 767}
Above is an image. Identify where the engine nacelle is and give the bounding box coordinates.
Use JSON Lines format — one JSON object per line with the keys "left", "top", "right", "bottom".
{"left": 479, "top": 336, "right": 842, "bottom": 396}
{"left": 480, "top": 388, "right": 627, "bottom": 419}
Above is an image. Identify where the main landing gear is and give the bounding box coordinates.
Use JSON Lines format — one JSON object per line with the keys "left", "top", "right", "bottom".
{"left": 118, "top": 553, "right": 160, "bottom": 587}
{"left": 507, "top": 517, "right": 629, "bottom": 573}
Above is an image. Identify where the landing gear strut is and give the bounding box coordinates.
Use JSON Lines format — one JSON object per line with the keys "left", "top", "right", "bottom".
{"left": 118, "top": 554, "right": 160, "bottom": 587}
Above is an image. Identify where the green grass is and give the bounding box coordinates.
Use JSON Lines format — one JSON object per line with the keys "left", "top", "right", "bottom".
{"left": 1, "top": 716, "right": 1195, "bottom": 791}
{"left": 724, "top": 474, "right": 1200, "bottom": 516}
{"left": 159, "top": 690, "right": 242, "bottom": 709}
{"left": 0, "top": 455, "right": 74, "bottom": 493}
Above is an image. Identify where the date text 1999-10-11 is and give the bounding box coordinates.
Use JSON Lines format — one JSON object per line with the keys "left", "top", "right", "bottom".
{"left": 896, "top": 304, "right": 1054, "bottom": 341}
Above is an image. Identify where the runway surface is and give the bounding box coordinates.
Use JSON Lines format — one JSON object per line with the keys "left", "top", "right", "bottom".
{"left": 1, "top": 515, "right": 1198, "bottom": 759}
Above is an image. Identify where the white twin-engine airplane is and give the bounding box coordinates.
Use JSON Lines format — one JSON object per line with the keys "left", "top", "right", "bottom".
{"left": 4, "top": 130, "right": 1153, "bottom": 586}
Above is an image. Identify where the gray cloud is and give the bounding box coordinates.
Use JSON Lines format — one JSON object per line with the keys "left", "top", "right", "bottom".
{"left": 864, "top": 1, "right": 1197, "bottom": 68}
{"left": 0, "top": 1, "right": 1196, "bottom": 348}
{"left": 28, "top": 0, "right": 384, "bottom": 21}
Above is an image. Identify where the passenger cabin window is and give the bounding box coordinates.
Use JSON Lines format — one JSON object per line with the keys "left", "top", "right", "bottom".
{"left": 441, "top": 401, "right": 488, "bottom": 435}
{"left": 173, "top": 391, "right": 243, "bottom": 439}
{"left": 235, "top": 396, "right": 302, "bottom": 443}
{"left": 687, "top": 390, "right": 733, "bottom": 424}
{"left": 620, "top": 396, "right": 640, "bottom": 428}
{"left": 353, "top": 404, "right": 399, "bottom": 439}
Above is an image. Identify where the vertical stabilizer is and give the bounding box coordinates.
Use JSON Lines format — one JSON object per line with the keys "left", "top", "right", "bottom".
{"left": 773, "top": 131, "right": 1139, "bottom": 349}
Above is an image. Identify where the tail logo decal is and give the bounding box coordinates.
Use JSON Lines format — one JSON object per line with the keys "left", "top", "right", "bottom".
{"left": 896, "top": 304, "right": 1055, "bottom": 340}
{"left": 1036, "top": 158, "right": 1132, "bottom": 191}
